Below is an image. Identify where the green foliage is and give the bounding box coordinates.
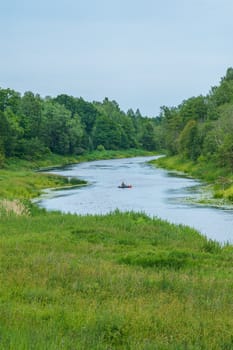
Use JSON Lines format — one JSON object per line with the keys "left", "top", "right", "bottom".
{"left": 0, "top": 87, "right": 21, "bottom": 113}
{"left": 0, "top": 87, "right": 160, "bottom": 162}
{"left": 96, "top": 144, "right": 105, "bottom": 151}
{"left": 210, "top": 80, "right": 233, "bottom": 106}
{"left": 179, "top": 95, "right": 208, "bottom": 122}
{"left": 218, "top": 134, "right": 233, "bottom": 169}
{"left": 0, "top": 148, "right": 5, "bottom": 167}
{"left": 178, "top": 120, "right": 201, "bottom": 160}
{"left": 16, "top": 137, "right": 50, "bottom": 160}
{"left": 159, "top": 106, "right": 182, "bottom": 155}
{"left": 20, "top": 91, "right": 43, "bottom": 138}
{"left": 0, "top": 109, "right": 23, "bottom": 157}
{"left": 140, "top": 121, "right": 157, "bottom": 150}
{"left": 93, "top": 114, "right": 122, "bottom": 150}
{"left": 154, "top": 67, "right": 233, "bottom": 179}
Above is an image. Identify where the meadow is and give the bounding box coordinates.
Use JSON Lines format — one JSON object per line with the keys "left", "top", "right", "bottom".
{"left": 0, "top": 151, "right": 233, "bottom": 349}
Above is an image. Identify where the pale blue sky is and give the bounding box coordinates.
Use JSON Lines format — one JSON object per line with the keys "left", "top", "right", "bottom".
{"left": 0, "top": 0, "right": 233, "bottom": 116}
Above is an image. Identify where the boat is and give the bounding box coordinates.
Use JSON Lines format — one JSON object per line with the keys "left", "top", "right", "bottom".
{"left": 118, "top": 182, "right": 132, "bottom": 189}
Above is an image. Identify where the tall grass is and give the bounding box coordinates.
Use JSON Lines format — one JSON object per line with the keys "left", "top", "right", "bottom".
{"left": 0, "top": 199, "right": 30, "bottom": 216}
{"left": 0, "top": 209, "right": 232, "bottom": 349}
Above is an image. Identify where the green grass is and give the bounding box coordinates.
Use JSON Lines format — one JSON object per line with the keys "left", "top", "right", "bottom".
{"left": 0, "top": 209, "right": 233, "bottom": 349}
{"left": 4, "top": 149, "right": 153, "bottom": 171}
{"left": 1, "top": 150, "right": 233, "bottom": 349}
{"left": 0, "top": 169, "right": 85, "bottom": 199}
{"left": 77, "top": 148, "right": 154, "bottom": 162}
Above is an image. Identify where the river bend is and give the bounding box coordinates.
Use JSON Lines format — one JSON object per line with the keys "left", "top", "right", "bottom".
{"left": 36, "top": 156, "right": 233, "bottom": 244}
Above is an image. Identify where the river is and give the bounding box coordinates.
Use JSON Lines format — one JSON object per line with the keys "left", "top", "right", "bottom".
{"left": 36, "top": 156, "right": 233, "bottom": 244}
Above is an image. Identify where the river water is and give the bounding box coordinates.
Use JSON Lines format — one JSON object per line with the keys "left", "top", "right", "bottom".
{"left": 36, "top": 156, "right": 233, "bottom": 244}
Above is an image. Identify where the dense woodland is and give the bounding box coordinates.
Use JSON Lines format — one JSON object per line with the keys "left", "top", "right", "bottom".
{"left": 1, "top": 67, "right": 233, "bottom": 171}
{"left": 156, "top": 67, "right": 233, "bottom": 171}
{"left": 0, "top": 89, "right": 158, "bottom": 165}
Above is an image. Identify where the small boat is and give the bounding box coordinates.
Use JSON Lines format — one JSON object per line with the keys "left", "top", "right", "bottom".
{"left": 118, "top": 182, "right": 132, "bottom": 189}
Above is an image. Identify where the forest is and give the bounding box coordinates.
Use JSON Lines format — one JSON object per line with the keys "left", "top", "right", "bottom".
{"left": 0, "top": 89, "right": 158, "bottom": 166}
{"left": 155, "top": 67, "right": 233, "bottom": 171}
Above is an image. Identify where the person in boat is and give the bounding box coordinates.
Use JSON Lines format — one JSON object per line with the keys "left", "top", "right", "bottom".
{"left": 118, "top": 181, "right": 132, "bottom": 188}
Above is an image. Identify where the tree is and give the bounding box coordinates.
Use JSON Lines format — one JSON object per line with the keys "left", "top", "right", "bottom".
{"left": 209, "top": 68, "right": 233, "bottom": 107}
{"left": 0, "top": 88, "right": 21, "bottom": 113}
{"left": 179, "top": 96, "right": 208, "bottom": 123}
{"left": 66, "top": 114, "right": 84, "bottom": 154}
{"left": 120, "top": 116, "right": 137, "bottom": 149}
{"left": 16, "top": 137, "right": 50, "bottom": 160}
{"left": 41, "top": 101, "right": 70, "bottom": 154}
{"left": 20, "top": 91, "right": 43, "bottom": 138}
{"left": 222, "top": 67, "right": 233, "bottom": 82}
{"left": 41, "top": 101, "right": 84, "bottom": 155}
{"left": 178, "top": 120, "right": 201, "bottom": 160}
{"left": 93, "top": 115, "right": 121, "bottom": 150}
{"left": 218, "top": 134, "right": 233, "bottom": 169}
{"left": 0, "top": 109, "right": 23, "bottom": 157}
{"left": 140, "top": 121, "right": 157, "bottom": 151}
{"left": 160, "top": 106, "right": 182, "bottom": 155}
{"left": 55, "top": 95, "right": 99, "bottom": 134}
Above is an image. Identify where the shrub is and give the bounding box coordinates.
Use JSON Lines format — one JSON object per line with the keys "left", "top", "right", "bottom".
{"left": 96, "top": 144, "right": 105, "bottom": 151}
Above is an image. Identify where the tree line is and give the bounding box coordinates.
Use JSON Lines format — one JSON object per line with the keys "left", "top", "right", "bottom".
{"left": 1, "top": 67, "right": 233, "bottom": 171}
{"left": 0, "top": 90, "right": 159, "bottom": 164}
{"left": 154, "top": 67, "right": 233, "bottom": 171}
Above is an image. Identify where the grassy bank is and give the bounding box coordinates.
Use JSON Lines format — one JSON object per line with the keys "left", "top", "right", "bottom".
{"left": 0, "top": 209, "right": 233, "bottom": 349}
{"left": 0, "top": 168, "right": 85, "bottom": 200}
{"left": 152, "top": 155, "right": 233, "bottom": 203}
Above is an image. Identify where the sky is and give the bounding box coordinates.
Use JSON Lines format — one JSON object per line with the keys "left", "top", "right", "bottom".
{"left": 0, "top": 0, "right": 233, "bottom": 116}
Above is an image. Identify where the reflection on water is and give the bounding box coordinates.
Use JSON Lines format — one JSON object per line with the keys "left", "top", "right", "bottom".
{"left": 36, "top": 156, "right": 233, "bottom": 244}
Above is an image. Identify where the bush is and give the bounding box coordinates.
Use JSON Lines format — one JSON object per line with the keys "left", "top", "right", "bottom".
{"left": 96, "top": 144, "right": 105, "bottom": 151}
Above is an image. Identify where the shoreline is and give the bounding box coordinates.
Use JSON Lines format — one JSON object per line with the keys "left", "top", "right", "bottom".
{"left": 151, "top": 155, "right": 233, "bottom": 208}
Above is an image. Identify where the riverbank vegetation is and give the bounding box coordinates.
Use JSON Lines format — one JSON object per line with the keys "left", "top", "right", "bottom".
{"left": 1, "top": 208, "right": 233, "bottom": 349}
{"left": 152, "top": 68, "right": 233, "bottom": 202}
{"left": 152, "top": 155, "right": 233, "bottom": 204}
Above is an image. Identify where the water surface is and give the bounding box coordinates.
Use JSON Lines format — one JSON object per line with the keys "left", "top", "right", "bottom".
{"left": 36, "top": 156, "right": 233, "bottom": 244}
